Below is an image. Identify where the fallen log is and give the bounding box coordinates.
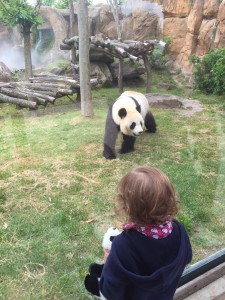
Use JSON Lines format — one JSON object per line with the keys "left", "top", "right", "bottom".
{"left": 114, "top": 46, "right": 128, "bottom": 58}
{"left": 31, "top": 74, "right": 81, "bottom": 81}
{"left": 18, "top": 88, "right": 56, "bottom": 103}
{"left": 63, "top": 36, "right": 80, "bottom": 45}
{"left": 18, "top": 84, "right": 59, "bottom": 93}
{"left": 127, "top": 53, "right": 139, "bottom": 61}
{"left": 27, "top": 96, "right": 47, "bottom": 105}
{"left": 60, "top": 44, "right": 72, "bottom": 50}
{"left": 0, "top": 87, "right": 47, "bottom": 105}
{"left": 29, "top": 76, "right": 78, "bottom": 87}
{"left": 18, "top": 84, "right": 73, "bottom": 96}
{"left": 16, "top": 82, "right": 72, "bottom": 89}
{"left": 57, "top": 88, "right": 73, "bottom": 95}
{"left": 0, "top": 93, "right": 37, "bottom": 109}
{"left": 0, "top": 87, "right": 30, "bottom": 100}
{"left": 0, "top": 82, "right": 12, "bottom": 88}
{"left": 33, "top": 90, "right": 57, "bottom": 97}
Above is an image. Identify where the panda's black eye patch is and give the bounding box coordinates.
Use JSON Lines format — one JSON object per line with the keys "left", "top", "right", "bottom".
{"left": 118, "top": 108, "right": 127, "bottom": 118}
{"left": 130, "top": 122, "right": 136, "bottom": 130}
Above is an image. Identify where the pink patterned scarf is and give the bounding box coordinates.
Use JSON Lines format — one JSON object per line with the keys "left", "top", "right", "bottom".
{"left": 122, "top": 221, "right": 173, "bottom": 239}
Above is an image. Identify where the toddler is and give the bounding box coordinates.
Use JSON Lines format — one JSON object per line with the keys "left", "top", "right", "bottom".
{"left": 89, "top": 166, "right": 192, "bottom": 300}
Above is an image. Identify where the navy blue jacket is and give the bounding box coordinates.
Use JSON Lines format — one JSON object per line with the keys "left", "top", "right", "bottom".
{"left": 100, "top": 220, "right": 192, "bottom": 300}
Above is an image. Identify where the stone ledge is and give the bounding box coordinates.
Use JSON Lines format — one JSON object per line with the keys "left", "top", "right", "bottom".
{"left": 146, "top": 93, "right": 203, "bottom": 117}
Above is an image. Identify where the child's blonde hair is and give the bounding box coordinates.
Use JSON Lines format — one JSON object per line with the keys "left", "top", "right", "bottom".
{"left": 116, "top": 166, "right": 178, "bottom": 225}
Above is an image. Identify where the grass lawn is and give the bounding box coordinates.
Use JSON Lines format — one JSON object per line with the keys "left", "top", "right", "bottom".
{"left": 0, "top": 73, "right": 225, "bottom": 299}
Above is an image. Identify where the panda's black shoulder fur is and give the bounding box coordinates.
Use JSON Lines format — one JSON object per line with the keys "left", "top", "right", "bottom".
{"left": 128, "top": 96, "right": 141, "bottom": 113}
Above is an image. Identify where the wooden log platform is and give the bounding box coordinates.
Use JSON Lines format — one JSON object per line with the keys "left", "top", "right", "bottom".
{"left": 60, "top": 36, "right": 160, "bottom": 62}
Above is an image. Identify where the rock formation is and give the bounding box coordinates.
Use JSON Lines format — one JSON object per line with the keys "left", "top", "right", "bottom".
{"left": 0, "top": 0, "right": 224, "bottom": 76}
{"left": 162, "top": 0, "right": 225, "bottom": 74}
{"left": 0, "top": 62, "right": 12, "bottom": 83}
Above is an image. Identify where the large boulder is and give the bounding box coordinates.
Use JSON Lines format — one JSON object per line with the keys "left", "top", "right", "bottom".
{"left": 163, "top": 0, "right": 192, "bottom": 17}
{"left": 196, "top": 19, "right": 217, "bottom": 55}
{"left": 122, "top": 8, "right": 160, "bottom": 41}
{"left": 90, "top": 49, "right": 114, "bottom": 64}
{"left": 89, "top": 4, "right": 162, "bottom": 41}
{"left": 214, "top": 0, "right": 225, "bottom": 48}
{"left": 203, "top": 0, "right": 220, "bottom": 17}
{"left": 0, "top": 62, "right": 12, "bottom": 83}
{"left": 109, "top": 62, "right": 145, "bottom": 81}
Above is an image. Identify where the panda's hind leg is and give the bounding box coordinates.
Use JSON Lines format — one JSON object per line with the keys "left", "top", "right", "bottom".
{"left": 145, "top": 111, "right": 157, "bottom": 133}
{"left": 119, "top": 134, "right": 136, "bottom": 154}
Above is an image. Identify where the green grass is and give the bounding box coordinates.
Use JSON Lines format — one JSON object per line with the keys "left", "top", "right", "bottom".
{"left": 0, "top": 74, "right": 225, "bottom": 299}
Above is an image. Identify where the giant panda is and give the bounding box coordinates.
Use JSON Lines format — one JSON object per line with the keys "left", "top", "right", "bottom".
{"left": 84, "top": 227, "right": 121, "bottom": 299}
{"left": 103, "top": 91, "right": 157, "bottom": 159}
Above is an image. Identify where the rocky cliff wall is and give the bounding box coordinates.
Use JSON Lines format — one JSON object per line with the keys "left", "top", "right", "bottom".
{"left": 0, "top": 0, "right": 224, "bottom": 75}
{"left": 92, "top": 0, "right": 224, "bottom": 75}
{"left": 161, "top": 0, "right": 225, "bottom": 74}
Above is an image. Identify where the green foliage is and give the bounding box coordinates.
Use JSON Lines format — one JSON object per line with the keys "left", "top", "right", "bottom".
{"left": 55, "top": 0, "right": 69, "bottom": 9}
{"left": 0, "top": 0, "right": 42, "bottom": 28}
{"left": 148, "top": 37, "right": 171, "bottom": 71}
{"left": 190, "top": 48, "right": 225, "bottom": 95}
{"left": 41, "top": 0, "right": 58, "bottom": 6}
{"left": 41, "top": 0, "right": 95, "bottom": 9}
{"left": 212, "top": 52, "right": 225, "bottom": 95}
{"left": 47, "top": 58, "right": 70, "bottom": 71}
{"left": 177, "top": 211, "right": 193, "bottom": 234}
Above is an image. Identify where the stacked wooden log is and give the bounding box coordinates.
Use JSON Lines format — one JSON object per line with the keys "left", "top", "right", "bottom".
{"left": 60, "top": 36, "right": 160, "bottom": 62}
{"left": 0, "top": 74, "right": 99, "bottom": 109}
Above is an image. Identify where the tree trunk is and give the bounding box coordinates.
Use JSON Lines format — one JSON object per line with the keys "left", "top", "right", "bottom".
{"left": 118, "top": 58, "right": 124, "bottom": 94}
{"left": 69, "top": 0, "right": 77, "bottom": 68}
{"left": 142, "top": 54, "right": 152, "bottom": 93}
{"left": 23, "top": 23, "right": 33, "bottom": 81}
{"left": 109, "top": 0, "right": 123, "bottom": 94}
{"left": 78, "top": 0, "right": 93, "bottom": 117}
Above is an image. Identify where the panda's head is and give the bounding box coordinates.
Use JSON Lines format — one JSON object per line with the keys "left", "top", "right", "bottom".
{"left": 102, "top": 227, "right": 121, "bottom": 250}
{"left": 119, "top": 109, "right": 144, "bottom": 137}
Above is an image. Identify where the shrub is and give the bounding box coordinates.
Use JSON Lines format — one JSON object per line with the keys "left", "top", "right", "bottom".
{"left": 190, "top": 48, "right": 225, "bottom": 95}
{"left": 148, "top": 37, "right": 171, "bottom": 70}
{"left": 212, "top": 53, "right": 225, "bottom": 95}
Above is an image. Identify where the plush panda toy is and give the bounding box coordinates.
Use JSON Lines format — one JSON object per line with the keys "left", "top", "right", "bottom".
{"left": 84, "top": 227, "right": 121, "bottom": 299}
{"left": 103, "top": 91, "right": 157, "bottom": 159}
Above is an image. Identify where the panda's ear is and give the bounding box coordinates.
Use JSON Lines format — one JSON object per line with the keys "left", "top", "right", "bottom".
{"left": 118, "top": 108, "right": 127, "bottom": 118}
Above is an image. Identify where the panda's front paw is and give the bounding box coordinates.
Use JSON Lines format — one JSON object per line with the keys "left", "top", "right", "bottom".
{"left": 119, "top": 148, "right": 135, "bottom": 154}
{"left": 103, "top": 144, "right": 116, "bottom": 159}
{"left": 104, "top": 154, "right": 117, "bottom": 159}
{"left": 89, "top": 263, "right": 104, "bottom": 277}
{"left": 84, "top": 274, "right": 100, "bottom": 297}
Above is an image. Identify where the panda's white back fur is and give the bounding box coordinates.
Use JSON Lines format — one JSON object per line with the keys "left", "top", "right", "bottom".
{"left": 112, "top": 91, "right": 149, "bottom": 125}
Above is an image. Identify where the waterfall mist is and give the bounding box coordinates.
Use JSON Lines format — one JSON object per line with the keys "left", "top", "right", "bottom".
{"left": 0, "top": 40, "right": 51, "bottom": 71}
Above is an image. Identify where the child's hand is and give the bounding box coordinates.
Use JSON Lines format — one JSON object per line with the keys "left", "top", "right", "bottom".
{"left": 102, "top": 248, "right": 110, "bottom": 264}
